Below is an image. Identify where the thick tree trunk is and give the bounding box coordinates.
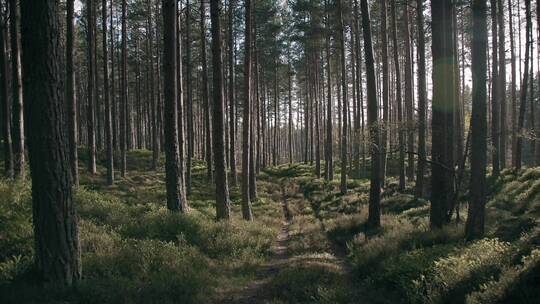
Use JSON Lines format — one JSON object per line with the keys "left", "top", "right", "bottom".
{"left": 21, "top": 0, "right": 81, "bottom": 285}
{"left": 430, "top": 0, "right": 456, "bottom": 228}
{"left": 361, "top": 0, "right": 381, "bottom": 228}
{"left": 210, "top": 0, "right": 231, "bottom": 220}
{"left": 466, "top": 0, "right": 488, "bottom": 240}
{"left": 162, "top": 0, "right": 188, "bottom": 212}
{"left": 9, "top": 0, "right": 24, "bottom": 179}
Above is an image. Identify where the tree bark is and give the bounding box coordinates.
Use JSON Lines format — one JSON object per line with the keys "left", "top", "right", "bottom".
{"left": 200, "top": 0, "right": 213, "bottom": 182}
{"left": 430, "top": 0, "right": 456, "bottom": 228}
{"left": 325, "top": 0, "right": 333, "bottom": 181}
{"left": 20, "top": 0, "right": 81, "bottom": 285}
{"left": 162, "top": 0, "right": 188, "bottom": 212}
{"left": 210, "top": 0, "right": 231, "bottom": 220}
{"left": 466, "top": 0, "right": 488, "bottom": 240}
{"left": 361, "top": 0, "right": 381, "bottom": 228}
{"left": 66, "top": 0, "right": 78, "bottom": 185}
{"left": 9, "top": 0, "right": 24, "bottom": 179}
{"left": 228, "top": 0, "right": 237, "bottom": 186}
{"left": 241, "top": 0, "right": 253, "bottom": 221}
{"left": 86, "top": 0, "right": 97, "bottom": 175}
{"left": 103, "top": 0, "right": 114, "bottom": 185}
{"left": 391, "top": 0, "right": 406, "bottom": 192}
{"left": 490, "top": 0, "right": 500, "bottom": 177}
{"left": 415, "top": 0, "right": 427, "bottom": 198}
{"left": 120, "top": 0, "right": 127, "bottom": 177}
{"left": 338, "top": 0, "right": 348, "bottom": 195}
{"left": 380, "top": 0, "right": 389, "bottom": 186}
{"left": 515, "top": 0, "right": 531, "bottom": 169}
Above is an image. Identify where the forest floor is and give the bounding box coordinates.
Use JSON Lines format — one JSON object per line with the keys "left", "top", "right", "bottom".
{"left": 1, "top": 150, "right": 540, "bottom": 303}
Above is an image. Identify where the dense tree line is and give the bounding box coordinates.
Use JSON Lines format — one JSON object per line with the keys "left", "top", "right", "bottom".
{"left": 2, "top": 0, "right": 539, "bottom": 285}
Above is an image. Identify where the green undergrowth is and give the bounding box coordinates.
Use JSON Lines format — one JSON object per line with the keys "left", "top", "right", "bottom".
{"left": 0, "top": 150, "right": 282, "bottom": 304}
{"left": 292, "top": 164, "right": 540, "bottom": 304}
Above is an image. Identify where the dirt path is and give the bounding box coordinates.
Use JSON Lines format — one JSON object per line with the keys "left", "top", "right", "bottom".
{"left": 216, "top": 181, "right": 292, "bottom": 304}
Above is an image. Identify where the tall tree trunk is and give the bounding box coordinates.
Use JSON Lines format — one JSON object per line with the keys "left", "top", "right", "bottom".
{"left": 21, "top": 0, "right": 81, "bottom": 285}
{"left": 162, "top": 0, "right": 188, "bottom": 212}
{"left": 0, "top": 10, "right": 12, "bottom": 178}
{"left": 338, "top": 0, "right": 348, "bottom": 195}
{"left": 103, "top": 0, "right": 114, "bottom": 185}
{"left": 200, "top": 0, "right": 212, "bottom": 181}
{"left": 490, "top": 0, "right": 500, "bottom": 177}
{"left": 325, "top": 0, "right": 333, "bottom": 181}
{"left": 498, "top": 0, "right": 507, "bottom": 169}
{"left": 185, "top": 0, "right": 194, "bottom": 192}
{"left": 380, "top": 0, "right": 389, "bottom": 186}
{"left": 515, "top": 0, "right": 531, "bottom": 169}
{"left": 86, "top": 0, "right": 97, "bottom": 175}
{"left": 466, "top": 0, "right": 488, "bottom": 240}
{"left": 66, "top": 0, "right": 78, "bottom": 185}
{"left": 120, "top": 0, "right": 127, "bottom": 177}
{"left": 361, "top": 0, "right": 381, "bottom": 228}
{"left": 241, "top": 0, "right": 253, "bottom": 221}
{"left": 9, "top": 0, "right": 24, "bottom": 178}
{"left": 391, "top": 0, "right": 406, "bottom": 191}
{"left": 430, "top": 0, "right": 456, "bottom": 228}
{"left": 149, "top": 0, "right": 159, "bottom": 171}
{"left": 210, "top": 0, "right": 231, "bottom": 220}
{"left": 288, "top": 47, "right": 293, "bottom": 165}
{"left": 404, "top": 0, "right": 415, "bottom": 181}
{"left": 415, "top": 0, "right": 427, "bottom": 197}
{"left": 228, "top": 0, "right": 237, "bottom": 185}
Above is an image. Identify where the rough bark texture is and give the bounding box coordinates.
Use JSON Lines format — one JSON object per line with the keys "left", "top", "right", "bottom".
{"left": 210, "top": 0, "right": 231, "bottom": 220}
{"left": 20, "top": 0, "right": 81, "bottom": 285}
{"left": 430, "top": 0, "right": 456, "bottom": 228}
{"left": 361, "top": 0, "right": 381, "bottom": 228}
{"left": 162, "top": 0, "right": 188, "bottom": 212}
{"left": 466, "top": 0, "right": 488, "bottom": 240}
{"left": 403, "top": 0, "right": 415, "bottom": 181}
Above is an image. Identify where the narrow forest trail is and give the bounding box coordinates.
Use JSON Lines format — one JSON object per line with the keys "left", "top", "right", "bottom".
{"left": 216, "top": 172, "right": 358, "bottom": 303}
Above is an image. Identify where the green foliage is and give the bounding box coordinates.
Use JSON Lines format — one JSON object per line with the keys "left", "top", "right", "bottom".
{"left": 266, "top": 258, "right": 353, "bottom": 304}
{"left": 413, "top": 238, "right": 511, "bottom": 304}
